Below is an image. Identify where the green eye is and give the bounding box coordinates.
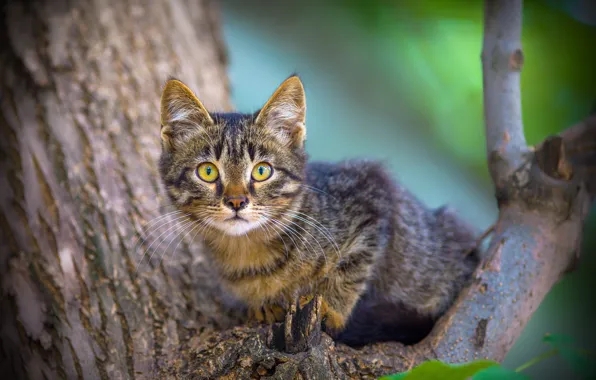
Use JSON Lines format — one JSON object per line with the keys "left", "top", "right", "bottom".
{"left": 251, "top": 162, "right": 273, "bottom": 182}
{"left": 197, "top": 162, "right": 219, "bottom": 182}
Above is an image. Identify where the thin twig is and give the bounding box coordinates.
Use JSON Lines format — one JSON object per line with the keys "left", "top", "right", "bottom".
{"left": 514, "top": 349, "right": 558, "bottom": 373}
{"left": 465, "top": 224, "right": 496, "bottom": 256}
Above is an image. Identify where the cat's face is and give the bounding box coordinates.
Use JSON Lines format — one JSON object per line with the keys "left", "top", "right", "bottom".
{"left": 158, "top": 76, "right": 307, "bottom": 236}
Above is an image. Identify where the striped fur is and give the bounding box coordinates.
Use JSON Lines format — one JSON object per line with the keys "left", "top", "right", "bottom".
{"left": 158, "top": 76, "right": 479, "bottom": 346}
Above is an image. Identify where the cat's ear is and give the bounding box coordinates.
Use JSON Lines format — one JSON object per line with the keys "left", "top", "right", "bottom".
{"left": 160, "top": 79, "right": 213, "bottom": 150}
{"left": 255, "top": 75, "right": 306, "bottom": 148}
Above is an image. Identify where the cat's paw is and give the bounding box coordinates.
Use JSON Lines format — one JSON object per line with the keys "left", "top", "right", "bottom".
{"left": 320, "top": 299, "right": 347, "bottom": 337}
{"left": 248, "top": 306, "right": 265, "bottom": 323}
{"left": 266, "top": 304, "right": 286, "bottom": 323}
{"left": 248, "top": 304, "right": 286, "bottom": 324}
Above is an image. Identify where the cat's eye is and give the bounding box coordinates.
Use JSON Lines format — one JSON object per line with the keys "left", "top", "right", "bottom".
{"left": 251, "top": 162, "right": 273, "bottom": 182}
{"left": 197, "top": 162, "right": 219, "bottom": 183}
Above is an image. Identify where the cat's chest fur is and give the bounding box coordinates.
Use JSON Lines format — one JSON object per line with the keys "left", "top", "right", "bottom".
{"left": 205, "top": 234, "right": 319, "bottom": 305}
{"left": 209, "top": 236, "right": 302, "bottom": 304}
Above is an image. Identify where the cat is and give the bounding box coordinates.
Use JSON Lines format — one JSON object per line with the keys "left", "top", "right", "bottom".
{"left": 157, "top": 75, "right": 479, "bottom": 346}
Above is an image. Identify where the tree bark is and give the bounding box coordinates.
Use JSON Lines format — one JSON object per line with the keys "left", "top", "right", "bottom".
{"left": 0, "top": 0, "right": 234, "bottom": 379}
{"left": 1, "top": 0, "right": 595, "bottom": 379}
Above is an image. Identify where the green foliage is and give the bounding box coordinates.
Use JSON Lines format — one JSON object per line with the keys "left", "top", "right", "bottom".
{"left": 379, "top": 334, "right": 596, "bottom": 379}
{"left": 379, "top": 360, "right": 498, "bottom": 380}
{"left": 473, "top": 366, "right": 531, "bottom": 380}
{"left": 378, "top": 359, "right": 529, "bottom": 380}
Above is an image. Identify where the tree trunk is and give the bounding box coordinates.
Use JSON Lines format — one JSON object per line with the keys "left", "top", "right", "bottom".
{"left": 1, "top": 0, "right": 595, "bottom": 379}
{"left": 0, "top": 0, "right": 233, "bottom": 378}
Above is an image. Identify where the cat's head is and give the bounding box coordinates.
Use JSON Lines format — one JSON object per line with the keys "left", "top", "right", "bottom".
{"left": 158, "top": 75, "right": 307, "bottom": 236}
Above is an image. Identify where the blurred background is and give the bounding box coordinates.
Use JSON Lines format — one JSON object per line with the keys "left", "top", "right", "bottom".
{"left": 220, "top": 0, "right": 595, "bottom": 378}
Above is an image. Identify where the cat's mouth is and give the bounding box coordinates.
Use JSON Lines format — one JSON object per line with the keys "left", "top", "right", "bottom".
{"left": 213, "top": 218, "right": 260, "bottom": 236}
{"left": 225, "top": 215, "right": 247, "bottom": 222}
{"left": 209, "top": 211, "right": 267, "bottom": 236}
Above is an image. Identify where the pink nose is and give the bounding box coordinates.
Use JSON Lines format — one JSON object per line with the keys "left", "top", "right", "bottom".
{"left": 224, "top": 196, "right": 248, "bottom": 211}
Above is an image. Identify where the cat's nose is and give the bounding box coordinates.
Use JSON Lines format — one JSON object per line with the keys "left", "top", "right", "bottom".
{"left": 224, "top": 195, "right": 249, "bottom": 211}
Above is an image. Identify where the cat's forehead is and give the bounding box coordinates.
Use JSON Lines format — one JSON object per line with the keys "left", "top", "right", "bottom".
{"left": 209, "top": 111, "right": 282, "bottom": 162}
{"left": 181, "top": 111, "right": 285, "bottom": 168}
{"left": 210, "top": 112, "right": 256, "bottom": 163}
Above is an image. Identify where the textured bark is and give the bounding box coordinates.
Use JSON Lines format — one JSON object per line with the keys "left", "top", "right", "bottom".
{"left": 0, "top": 0, "right": 234, "bottom": 379}
{"left": 1, "top": 0, "right": 595, "bottom": 379}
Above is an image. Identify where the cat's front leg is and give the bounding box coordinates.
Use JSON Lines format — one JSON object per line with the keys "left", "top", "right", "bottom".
{"left": 248, "top": 303, "right": 287, "bottom": 324}
{"left": 318, "top": 249, "right": 375, "bottom": 336}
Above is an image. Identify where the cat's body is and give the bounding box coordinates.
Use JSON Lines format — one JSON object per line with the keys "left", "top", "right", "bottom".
{"left": 158, "top": 76, "right": 479, "bottom": 346}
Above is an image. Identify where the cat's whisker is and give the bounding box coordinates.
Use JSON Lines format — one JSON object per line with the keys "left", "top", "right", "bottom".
{"left": 260, "top": 221, "right": 275, "bottom": 245}
{"left": 263, "top": 218, "right": 294, "bottom": 261}
{"left": 281, "top": 208, "right": 337, "bottom": 244}
{"left": 285, "top": 211, "right": 341, "bottom": 259}
{"left": 264, "top": 212, "right": 316, "bottom": 263}
{"left": 133, "top": 212, "right": 189, "bottom": 255}
{"left": 264, "top": 222, "right": 290, "bottom": 259}
{"left": 134, "top": 209, "right": 183, "bottom": 238}
{"left": 295, "top": 184, "right": 335, "bottom": 199}
{"left": 265, "top": 216, "right": 298, "bottom": 247}
{"left": 284, "top": 209, "right": 341, "bottom": 253}
{"left": 150, "top": 211, "right": 213, "bottom": 268}
{"left": 135, "top": 214, "right": 192, "bottom": 272}
{"left": 263, "top": 216, "right": 304, "bottom": 261}
{"left": 164, "top": 216, "right": 214, "bottom": 266}
{"left": 269, "top": 207, "right": 342, "bottom": 259}
{"left": 153, "top": 218, "right": 198, "bottom": 267}
{"left": 280, "top": 215, "right": 329, "bottom": 268}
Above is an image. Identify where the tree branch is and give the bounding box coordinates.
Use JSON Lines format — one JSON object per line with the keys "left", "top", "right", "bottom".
{"left": 536, "top": 115, "right": 596, "bottom": 200}
{"left": 482, "top": 0, "right": 529, "bottom": 189}
{"left": 425, "top": 0, "right": 592, "bottom": 362}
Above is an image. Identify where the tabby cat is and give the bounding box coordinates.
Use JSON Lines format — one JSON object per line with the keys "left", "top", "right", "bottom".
{"left": 158, "top": 75, "right": 479, "bottom": 346}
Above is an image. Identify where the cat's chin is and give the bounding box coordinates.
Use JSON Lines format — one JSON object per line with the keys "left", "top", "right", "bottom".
{"left": 212, "top": 219, "right": 262, "bottom": 236}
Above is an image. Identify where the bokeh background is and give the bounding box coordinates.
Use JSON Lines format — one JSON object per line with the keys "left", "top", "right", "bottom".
{"left": 219, "top": 0, "right": 596, "bottom": 378}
